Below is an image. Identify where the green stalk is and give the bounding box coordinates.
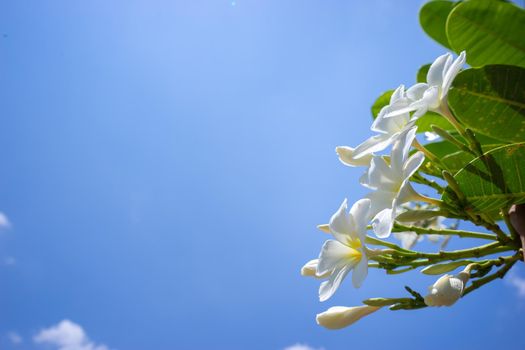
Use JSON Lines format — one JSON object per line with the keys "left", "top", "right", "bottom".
{"left": 393, "top": 223, "right": 498, "bottom": 241}
{"left": 462, "top": 254, "right": 521, "bottom": 297}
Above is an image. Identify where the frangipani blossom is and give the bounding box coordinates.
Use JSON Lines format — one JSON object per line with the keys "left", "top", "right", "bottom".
{"left": 387, "top": 52, "right": 466, "bottom": 120}
{"left": 351, "top": 85, "right": 416, "bottom": 160}
{"left": 316, "top": 305, "right": 381, "bottom": 330}
{"left": 316, "top": 198, "right": 371, "bottom": 302}
{"left": 361, "top": 126, "right": 426, "bottom": 238}
{"left": 424, "top": 268, "right": 470, "bottom": 307}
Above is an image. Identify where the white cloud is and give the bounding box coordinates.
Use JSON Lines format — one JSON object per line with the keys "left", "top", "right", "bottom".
{"left": 7, "top": 331, "right": 22, "bottom": 344}
{"left": 507, "top": 273, "right": 525, "bottom": 298}
{"left": 33, "top": 320, "right": 110, "bottom": 350}
{"left": 0, "top": 212, "right": 10, "bottom": 229}
{"left": 284, "top": 344, "right": 325, "bottom": 350}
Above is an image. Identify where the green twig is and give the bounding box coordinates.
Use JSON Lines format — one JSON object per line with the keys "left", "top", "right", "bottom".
{"left": 393, "top": 223, "right": 498, "bottom": 241}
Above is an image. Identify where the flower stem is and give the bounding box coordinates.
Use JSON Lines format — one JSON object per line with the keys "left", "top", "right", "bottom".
{"left": 393, "top": 223, "right": 498, "bottom": 241}
{"left": 412, "top": 173, "right": 445, "bottom": 193}
{"left": 412, "top": 139, "right": 442, "bottom": 166}
{"left": 462, "top": 252, "right": 522, "bottom": 297}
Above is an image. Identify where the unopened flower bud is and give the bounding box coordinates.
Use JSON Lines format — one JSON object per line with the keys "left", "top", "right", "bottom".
{"left": 424, "top": 270, "right": 470, "bottom": 306}
{"left": 316, "top": 305, "right": 381, "bottom": 329}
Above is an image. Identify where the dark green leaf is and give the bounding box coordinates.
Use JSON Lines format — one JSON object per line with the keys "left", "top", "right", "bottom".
{"left": 447, "top": 0, "right": 525, "bottom": 68}
{"left": 448, "top": 65, "right": 525, "bottom": 143}
{"left": 421, "top": 133, "right": 503, "bottom": 176}
{"left": 441, "top": 143, "right": 525, "bottom": 212}
{"left": 419, "top": 0, "right": 455, "bottom": 48}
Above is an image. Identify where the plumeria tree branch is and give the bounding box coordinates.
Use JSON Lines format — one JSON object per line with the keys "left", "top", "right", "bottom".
{"left": 302, "top": 45, "right": 524, "bottom": 330}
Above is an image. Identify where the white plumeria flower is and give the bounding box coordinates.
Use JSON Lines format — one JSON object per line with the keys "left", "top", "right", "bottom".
{"left": 361, "top": 126, "right": 426, "bottom": 238}
{"left": 300, "top": 259, "right": 331, "bottom": 279}
{"left": 316, "top": 198, "right": 371, "bottom": 302}
{"left": 424, "top": 268, "right": 470, "bottom": 307}
{"left": 351, "top": 85, "right": 416, "bottom": 160}
{"left": 387, "top": 52, "right": 466, "bottom": 120}
{"left": 316, "top": 305, "right": 381, "bottom": 330}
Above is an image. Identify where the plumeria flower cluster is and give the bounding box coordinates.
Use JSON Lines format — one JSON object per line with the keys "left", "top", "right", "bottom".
{"left": 301, "top": 52, "right": 485, "bottom": 330}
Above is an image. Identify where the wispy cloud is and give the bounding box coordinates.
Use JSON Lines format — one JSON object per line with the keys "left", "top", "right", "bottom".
{"left": 507, "top": 272, "right": 525, "bottom": 298}
{"left": 34, "top": 320, "right": 110, "bottom": 350}
{"left": 0, "top": 212, "right": 10, "bottom": 230}
{"left": 7, "top": 331, "right": 22, "bottom": 345}
{"left": 284, "top": 343, "right": 325, "bottom": 350}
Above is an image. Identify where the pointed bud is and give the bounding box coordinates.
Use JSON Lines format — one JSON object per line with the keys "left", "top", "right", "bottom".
{"left": 316, "top": 305, "right": 381, "bottom": 329}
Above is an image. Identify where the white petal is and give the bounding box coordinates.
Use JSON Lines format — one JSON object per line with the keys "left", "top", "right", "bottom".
{"left": 317, "top": 240, "right": 356, "bottom": 275}
{"left": 352, "top": 254, "right": 368, "bottom": 288}
{"left": 410, "top": 103, "right": 429, "bottom": 120}
{"left": 427, "top": 53, "right": 451, "bottom": 87}
{"left": 372, "top": 113, "right": 410, "bottom": 135}
{"left": 319, "top": 264, "right": 352, "bottom": 302}
{"left": 390, "top": 127, "right": 417, "bottom": 174}
{"left": 352, "top": 134, "right": 392, "bottom": 159}
{"left": 393, "top": 231, "right": 419, "bottom": 249}
{"left": 390, "top": 84, "right": 406, "bottom": 103}
{"left": 366, "top": 156, "right": 399, "bottom": 190}
{"left": 365, "top": 190, "right": 395, "bottom": 218}
{"left": 349, "top": 199, "right": 371, "bottom": 234}
{"left": 335, "top": 146, "right": 372, "bottom": 167}
{"left": 427, "top": 234, "right": 442, "bottom": 243}
{"left": 328, "top": 199, "right": 355, "bottom": 244}
{"left": 301, "top": 259, "right": 330, "bottom": 278}
{"left": 316, "top": 305, "right": 381, "bottom": 330}
{"left": 397, "top": 181, "right": 422, "bottom": 204}
{"left": 442, "top": 51, "right": 466, "bottom": 100}
{"left": 372, "top": 207, "right": 396, "bottom": 238}
{"left": 403, "top": 151, "right": 425, "bottom": 179}
{"left": 406, "top": 83, "right": 429, "bottom": 101}
{"left": 383, "top": 104, "right": 419, "bottom": 119}
{"left": 422, "top": 86, "right": 441, "bottom": 110}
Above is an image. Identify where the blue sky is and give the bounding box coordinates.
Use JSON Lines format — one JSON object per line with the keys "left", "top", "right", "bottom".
{"left": 1, "top": 1, "right": 524, "bottom": 349}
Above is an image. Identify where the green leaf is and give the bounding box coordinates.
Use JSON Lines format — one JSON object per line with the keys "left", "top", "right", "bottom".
{"left": 419, "top": 0, "right": 455, "bottom": 49}
{"left": 421, "top": 133, "right": 503, "bottom": 177}
{"left": 448, "top": 65, "right": 525, "bottom": 143}
{"left": 447, "top": 0, "right": 525, "bottom": 68}
{"left": 441, "top": 143, "right": 525, "bottom": 213}
{"left": 371, "top": 90, "right": 453, "bottom": 133}
{"left": 417, "top": 64, "right": 431, "bottom": 83}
